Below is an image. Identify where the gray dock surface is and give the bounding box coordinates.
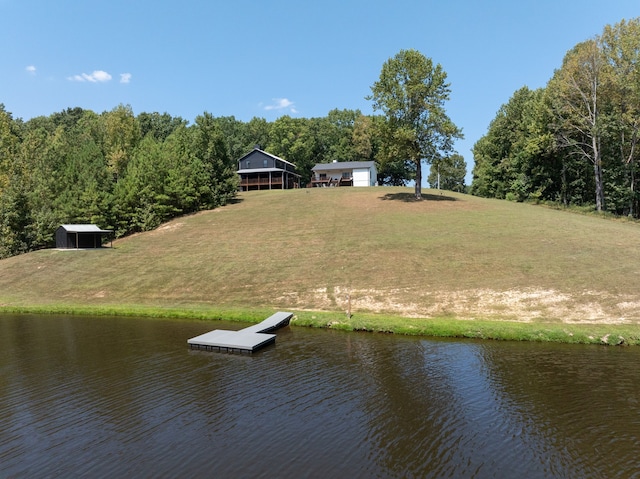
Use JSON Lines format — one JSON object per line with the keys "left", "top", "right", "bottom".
{"left": 188, "top": 311, "right": 293, "bottom": 353}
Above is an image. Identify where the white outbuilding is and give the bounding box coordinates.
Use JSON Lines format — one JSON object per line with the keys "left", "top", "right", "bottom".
{"left": 310, "top": 161, "right": 378, "bottom": 187}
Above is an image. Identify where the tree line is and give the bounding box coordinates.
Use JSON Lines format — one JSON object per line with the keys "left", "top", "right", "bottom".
{"left": 0, "top": 102, "right": 467, "bottom": 258}
{"left": 471, "top": 18, "right": 640, "bottom": 218}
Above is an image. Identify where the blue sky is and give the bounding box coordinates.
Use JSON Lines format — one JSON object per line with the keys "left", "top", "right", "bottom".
{"left": 2, "top": 0, "right": 639, "bottom": 183}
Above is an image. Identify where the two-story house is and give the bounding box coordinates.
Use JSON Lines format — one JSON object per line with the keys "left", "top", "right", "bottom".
{"left": 237, "top": 148, "right": 300, "bottom": 191}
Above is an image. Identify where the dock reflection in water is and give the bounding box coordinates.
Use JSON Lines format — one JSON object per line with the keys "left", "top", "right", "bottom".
{"left": 1, "top": 314, "right": 639, "bottom": 478}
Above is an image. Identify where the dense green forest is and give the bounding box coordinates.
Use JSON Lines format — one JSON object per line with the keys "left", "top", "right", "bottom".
{"left": 471, "top": 18, "right": 640, "bottom": 217}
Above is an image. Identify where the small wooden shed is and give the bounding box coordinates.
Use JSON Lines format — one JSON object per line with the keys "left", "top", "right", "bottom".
{"left": 55, "top": 224, "right": 113, "bottom": 249}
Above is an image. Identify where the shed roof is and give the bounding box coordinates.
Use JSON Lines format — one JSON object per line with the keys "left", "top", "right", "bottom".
{"left": 59, "top": 224, "right": 113, "bottom": 233}
{"left": 312, "top": 161, "right": 376, "bottom": 171}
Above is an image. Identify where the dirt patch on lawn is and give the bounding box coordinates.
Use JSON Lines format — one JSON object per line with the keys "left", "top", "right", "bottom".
{"left": 150, "top": 222, "right": 185, "bottom": 235}
{"left": 275, "top": 287, "right": 640, "bottom": 324}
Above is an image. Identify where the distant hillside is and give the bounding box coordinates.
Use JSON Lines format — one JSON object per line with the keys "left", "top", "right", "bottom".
{"left": 1, "top": 187, "right": 640, "bottom": 325}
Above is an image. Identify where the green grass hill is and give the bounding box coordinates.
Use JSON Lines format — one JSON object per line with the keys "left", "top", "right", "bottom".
{"left": 2, "top": 187, "right": 640, "bottom": 344}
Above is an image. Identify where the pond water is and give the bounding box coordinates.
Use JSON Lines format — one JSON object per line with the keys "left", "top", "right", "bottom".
{"left": 1, "top": 314, "right": 639, "bottom": 478}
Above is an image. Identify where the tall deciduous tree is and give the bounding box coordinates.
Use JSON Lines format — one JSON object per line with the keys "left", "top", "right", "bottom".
{"left": 548, "top": 39, "right": 612, "bottom": 212}
{"left": 368, "top": 49, "right": 462, "bottom": 199}
{"left": 102, "top": 104, "right": 140, "bottom": 180}
{"left": 601, "top": 18, "right": 640, "bottom": 216}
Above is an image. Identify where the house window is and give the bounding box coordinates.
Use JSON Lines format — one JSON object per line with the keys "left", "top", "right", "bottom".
{"left": 319, "top": 173, "right": 327, "bottom": 179}
{"left": 342, "top": 172, "right": 351, "bottom": 178}
{"left": 246, "top": 160, "right": 251, "bottom": 168}
{"left": 263, "top": 159, "right": 268, "bottom": 167}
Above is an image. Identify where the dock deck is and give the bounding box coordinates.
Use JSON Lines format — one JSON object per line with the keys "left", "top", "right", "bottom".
{"left": 187, "top": 311, "right": 293, "bottom": 353}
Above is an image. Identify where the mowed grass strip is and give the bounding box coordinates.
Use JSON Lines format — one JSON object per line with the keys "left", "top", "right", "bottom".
{"left": 1, "top": 187, "right": 640, "bottom": 343}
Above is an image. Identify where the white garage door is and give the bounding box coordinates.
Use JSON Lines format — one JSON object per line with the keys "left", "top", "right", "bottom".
{"left": 353, "top": 168, "right": 370, "bottom": 187}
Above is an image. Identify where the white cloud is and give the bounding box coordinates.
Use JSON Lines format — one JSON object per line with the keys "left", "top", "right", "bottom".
{"left": 67, "top": 70, "right": 113, "bottom": 83}
{"left": 26, "top": 65, "right": 36, "bottom": 75}
{"left": 119, "top": 73, "right": 132, "bottom": 84}
{"left": 264, "top": 98, "right": 297, "bottom": 113}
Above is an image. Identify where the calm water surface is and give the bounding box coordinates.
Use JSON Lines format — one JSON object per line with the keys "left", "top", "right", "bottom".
{"left": 1, "top": 314, "right": 639, "bottom": 478}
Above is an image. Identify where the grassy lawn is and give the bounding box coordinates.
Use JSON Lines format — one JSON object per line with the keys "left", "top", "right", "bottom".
{"left": 1, "top": 187, "right": 640, "bottom": 345}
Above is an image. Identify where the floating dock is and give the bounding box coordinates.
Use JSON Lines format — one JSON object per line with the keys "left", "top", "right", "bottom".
{"left": 187, "top": 311, "right": 293, "bottom": 353}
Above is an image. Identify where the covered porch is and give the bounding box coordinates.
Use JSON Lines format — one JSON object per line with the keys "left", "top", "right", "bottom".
{"left": 238, "top": 168, "right": 300, "bottom": 191}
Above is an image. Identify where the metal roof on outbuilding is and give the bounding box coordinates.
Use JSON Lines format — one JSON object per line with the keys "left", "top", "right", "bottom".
{"left": 312, "top": 161, "right": 376, "bottom": 171}
{"left": 59, "top": 224, "right": 113, "bottom": 233}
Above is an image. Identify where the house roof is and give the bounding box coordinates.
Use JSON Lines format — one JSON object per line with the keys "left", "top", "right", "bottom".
{"left": 237, "top": 167, "right": 300, "bottom": 176}
{"left": 237, "top": 148, "right": 297, "bottom": 168}
{"left": 312, "top": 161, "right": 376, "bottom": 171}
{"left": 59, "top": 224, "right": 113, "bottom": 233}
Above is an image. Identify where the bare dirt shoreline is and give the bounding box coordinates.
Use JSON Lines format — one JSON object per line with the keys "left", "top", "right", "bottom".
{"left": 278, "top": 287, "right": 640, "bottom": 325}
